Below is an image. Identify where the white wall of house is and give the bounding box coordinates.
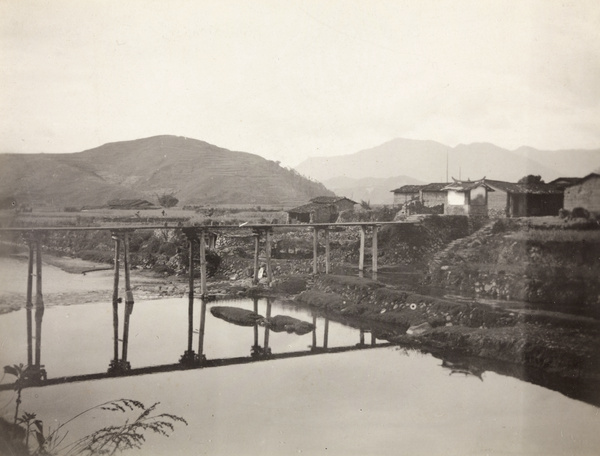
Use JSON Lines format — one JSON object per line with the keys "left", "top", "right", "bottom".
{"left": 447, "top": 190, "right": 465, "bottom": 205}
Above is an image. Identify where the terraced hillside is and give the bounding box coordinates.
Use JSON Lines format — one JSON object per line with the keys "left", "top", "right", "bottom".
{"left": 0, "top": 135, "right": 333, "bottom": 208}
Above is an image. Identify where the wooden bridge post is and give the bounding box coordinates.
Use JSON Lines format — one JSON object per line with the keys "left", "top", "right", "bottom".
{"left": 199, "top": 230, "right": 207, "bottom": 296}
{"left": 252, "top": 231, "right": 260, "bottom": 285}
{"left": 26, "top": 239, "right": 34, "bottom": 367}
{"left": 324, "top": 228, "right": 330, "bottom": 274}
{"left": 121, "top": 232, "right": 134, "bottom": 367}
{"left": 180, "top": 227, "right": 198, "bottom": 365}
{"left": 197, "top": 298, "right": 207, "bottom": 363}
{"left": 372, "top": 225, "right": 378, "bottom": 281}
{"left": 110, "top": 232, "right": 121, "bottom": 365}
{"left": 323, "top": 312, "right": 329, "bottom": 349}
{"left": 264, "top": 300, "right": 271, "bottom": 355}
{"left": 34, "top": 236, "right": 44, "bottom": 370}
{"left": 265, "top": 229, "right": 273, "bottom": 286}
{"left": 253, "top": 298, "right": 259, "bottom": 349}
{"left": 312, "top": 227, "right": 319, "bottom": 275}
{"left": 359, "top": 225, "right": 366, "bottom": 278}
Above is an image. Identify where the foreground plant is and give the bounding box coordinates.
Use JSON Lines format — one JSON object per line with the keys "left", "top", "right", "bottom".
{"left": 52, "top": 399, "right": 188, "bottom": 456}
{"left": 3, "top": 365, "right": 187, "bottom": 456}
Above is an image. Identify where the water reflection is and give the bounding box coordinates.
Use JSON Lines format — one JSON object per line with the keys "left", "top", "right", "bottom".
{"left": 1, "top": 296, "right": 389, "bottom": 391}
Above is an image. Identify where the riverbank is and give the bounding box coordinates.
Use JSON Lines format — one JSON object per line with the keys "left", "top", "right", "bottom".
{"left": 292, "top": 273, "right": 600, "bottom": 403}
{"left": 2, "top": 252, "right": 598, "bottom": 406}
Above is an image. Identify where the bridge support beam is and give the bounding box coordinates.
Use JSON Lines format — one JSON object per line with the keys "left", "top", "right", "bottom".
{"left": 359, "top": 226, "right": 366, "bottom": 278}
{"left": 312, "top": 227, "right": 319, "bottom": 275}
{"left": 324, "top": 228, "right": 330, "bottom": 274}
{"left": 108, "top": 229, "right": 134, "bottom": 374}
{"left": 372, "top": 225, "right": 378, "bottom": 281}
{"left": 26, "top": 240, "right": 34, "bottom": 367}
{"left": 180, "top": 229, "right": 197, "bottom": 365}
{"left": 252, "top": 231, "right": 260, "bottom": 285}
{"left": 22, "top": 232, "right": 47, "bottom": 382}
{"left": 199, "top": 230, "right": 207, "bottom": 296}
{"left": 265, "top": 229, "right": 273, "bottom": 286}
{"left": 121, "top": 233, "right": 134, "bottom": 366}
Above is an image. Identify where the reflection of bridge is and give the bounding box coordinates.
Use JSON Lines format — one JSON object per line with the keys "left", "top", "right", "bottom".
{"left": 0, "top": 222, "right": 413, "bottom": 387}
{"left": 0, "top": 295, "right": 390, "bottom": 391}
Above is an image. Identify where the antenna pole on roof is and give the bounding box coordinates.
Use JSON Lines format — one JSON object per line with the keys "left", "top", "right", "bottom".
{"left": 446, "top": 151, "right": 449, "bottom": 183}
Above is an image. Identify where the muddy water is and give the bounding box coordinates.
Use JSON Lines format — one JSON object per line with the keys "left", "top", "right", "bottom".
{"left": 1, "top": 259, "right": 600, "bottom": 455}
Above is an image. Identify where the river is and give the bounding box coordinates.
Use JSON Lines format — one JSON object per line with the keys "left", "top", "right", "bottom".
{"left": 1, "top": 257, "right": 599, "bottom": 455}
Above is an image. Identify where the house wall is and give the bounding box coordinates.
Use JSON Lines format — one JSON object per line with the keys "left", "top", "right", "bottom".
{"left": 447, "top": 190, "right": 465, "bottom": 206}
{"left": 565, "top": 176, "right": 600, "bottom": 212}
{"left": 288, "top": 212, "right": 311, "bottom": 223}
{"left": 393, "top": 192, "right": 419, "bottom": 206}
{"left": 526, "top": 194, "right": 563, "bottom": 216}
{"left": 470, "top": 187, "right": 486, "bottom": 205}
{"left": 487, "top": 188, "right": 508, "bottom": 217}
{"left": 421, "top": 191, "right": 447, "bottom": 207}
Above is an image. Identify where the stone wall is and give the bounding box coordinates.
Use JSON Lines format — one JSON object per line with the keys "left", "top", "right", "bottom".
{"left": 565, "top": 175, "right": 600, "bottom": 212}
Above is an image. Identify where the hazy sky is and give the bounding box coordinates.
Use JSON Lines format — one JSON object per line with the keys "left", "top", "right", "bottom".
{"left": 1, "top": 0, "right": 599, "bottom": 166}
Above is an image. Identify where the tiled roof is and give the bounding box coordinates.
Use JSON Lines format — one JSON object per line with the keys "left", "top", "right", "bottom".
{"left": 565, "top": 173, "right": 600, "bottom": 187}
{"left": 287, "top": 202, "right": 332, "bottom": 213}
{"left": 485, "top": 179, "right": 563, "bottom": 195}
{"left": 421, "top": 182, "right": 449, "bottom": 192}
{"left": 391, "top": 185, "right": 423, "bottom": 193}
{"left": 310, "top": 196, "right": 358, "bottom": 204}
{"left": 442, "top": 179, "right": 491, "bottom": 192}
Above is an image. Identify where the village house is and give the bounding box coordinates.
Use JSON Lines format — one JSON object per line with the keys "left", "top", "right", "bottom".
{"left": 309, "top": 196, "right": 358, "bottom": 212}
{"left": 420, "top": 183, "right": 448, "bottom": 208}
{"left": 287, "top": 196, "right": 357, "bottom": 223}
{"left": 485, "top": 179, "right": 564, "bottom": 217}
{"left": 391, "top": 183, "right": 447, "bottom": 208}
{"left": 391, "top": 185, "right": 421, "bottom": 205}
{"left": 548, "top": 177, "right": 582, "bottom": 189}
{"left": 563, "top": 173, "right": 600, "bottom": 213}
{"left": 442, "top": 178, "right": 492, "bottom": 216}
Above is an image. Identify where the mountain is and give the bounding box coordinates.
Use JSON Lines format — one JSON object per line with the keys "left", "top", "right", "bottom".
{"left": 322, "top": 175, "right": 424, "bottom": 205}
{"left": 295, "top": 138, "right": 600, "bottom": 183}
{"left": 0, "top": 135, "right": 334, "bottom": 208}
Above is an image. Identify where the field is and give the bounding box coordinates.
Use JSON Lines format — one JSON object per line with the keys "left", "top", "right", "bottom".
{"left": 0, "top": 206, "right": 289, "bottom": 228}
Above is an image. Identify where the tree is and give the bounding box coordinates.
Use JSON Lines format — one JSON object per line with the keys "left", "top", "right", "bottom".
{"left": 517, "top": 175, "right": 544, "bottom": 184}
{"left": 156, "top": 193, "right": 179, "bottom": 208}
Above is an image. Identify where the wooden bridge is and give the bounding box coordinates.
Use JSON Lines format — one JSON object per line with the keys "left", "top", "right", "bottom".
{"left": 0, "top": 221, "right": 413, "bottom": 384}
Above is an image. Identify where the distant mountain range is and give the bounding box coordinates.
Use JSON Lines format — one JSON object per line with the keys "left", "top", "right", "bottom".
{"left": 322, "top": 175, "right": 424, "bottom": 205}
{"left": 0, "top": 135, "right": 333, "bottom": 209}
{"left": 295, "top": 138, "right": 600, "bottom": 184}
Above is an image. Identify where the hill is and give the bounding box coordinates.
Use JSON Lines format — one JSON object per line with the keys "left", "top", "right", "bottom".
{"left": 295, "top": 138, "right": 600, "bottom": 183}
{"left": 322, "top": 175, "right": 424, "bottom": 205}
{"left": 0, "top": 135, "right": 333, "bottom": 209}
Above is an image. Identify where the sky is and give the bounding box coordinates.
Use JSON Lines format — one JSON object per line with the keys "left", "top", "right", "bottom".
{"left": 1, "top": 0, "right": 599, "bottom": 167}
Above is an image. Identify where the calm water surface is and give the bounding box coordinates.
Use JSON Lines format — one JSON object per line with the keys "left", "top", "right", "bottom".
{"left": 1, "top": 258, "right": 599, "bottom": 455}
